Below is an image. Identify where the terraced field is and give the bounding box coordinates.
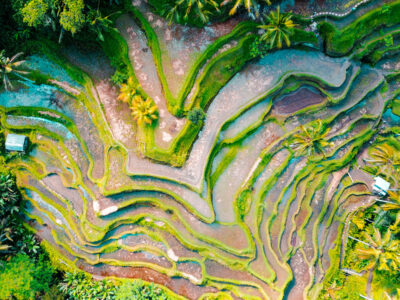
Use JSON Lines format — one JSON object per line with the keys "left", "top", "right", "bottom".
{"left": 1, "top": 0, "right": 400, "bottom": 299}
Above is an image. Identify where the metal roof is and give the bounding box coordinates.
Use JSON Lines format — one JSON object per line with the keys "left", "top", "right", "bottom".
{"left": 372, "top": 176, "right": 390, "bottom": 196}
{"left": 373, "top": 177, "right": 390, "bottom": 190}
{"left": 5, "top": 134, "right": 28, "bottom": 151}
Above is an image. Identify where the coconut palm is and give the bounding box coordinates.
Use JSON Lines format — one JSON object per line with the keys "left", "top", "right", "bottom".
{"left": 130, "top": 97, "right": 158, "bottom": 126}
{"left": 221, "top": 0, "right": 269, "bottom": 16}
{"left": 0, "top": 51, "right": 29, "bottom": 90}
{"left": 324, "top": 281, "right": 341, "bottom": 300}
{"left": 381, "top": 191, "right": 400, "bottom": 211}
{"left": 289, "top": 119, "right": 333, "bottom": 159}
{"left": 117, "top": 77, "right": 138, "bottom": 103}
{"left": 366, "top": 143, "right": 400, "bottom": 178}
{"left": 258, "top": 7, "right": 296, "bottom": 49}
{"left": 355, "top": 228, "right": 400, "bottom": 298}
{"left": 389, "top": 212, "right": 400, "bottom": 234}
{"left": 163, "top": 0, "right": 220, "bottom": 25}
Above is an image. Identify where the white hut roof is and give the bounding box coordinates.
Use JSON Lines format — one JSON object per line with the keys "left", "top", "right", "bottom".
{"left": 5, "top": 134, "right": 28, "bottom": 151}
{"left": 373, "top": 177, "right": 390, "bottom": 192}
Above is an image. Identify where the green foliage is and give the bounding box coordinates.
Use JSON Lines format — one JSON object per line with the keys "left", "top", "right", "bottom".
{"left": 194, "top": 33, "right": 257, "bottom": 109}
{"left": 374, "top": 269, "right": 400, "bottom": 296}
{"left": 59, "top": 0, "right": 86, "bottom": 34}
{"left": 0, "top": 50, "right": 29, "bottom": 90}
{"left": 287, "top": 119, "right": 333, "bottom": 159}
{"left": 148, "top": 0, "right": 223, "bottom": 26}
{"left": 59, "top": 272, "right": 118, "bottom": 300}
{"left": 259, "top": 7, "right": 296, "bottom": 49}
{"left": 0, "top": 173, "right": 22, "bottom": 255}
{"left": 199, "top": 293, "right": 233, "bottom": 300}
{"left": 319, "top": 1, "right": 400, "bottom": 56}
{"left": 392, "top": 99, "right": 400, "bottom": 117}
{"left": 116, "top": 280, "right": 172, "bottom": 300}
{"left": 221, "top": 0, "right": 269, "bottom": 16}
{"left": 21, "top": 0, "right": 49, "bottom": 27}
{"left": 9, "top": 0, "right": 120, "bottom": 45}
{"left": 236, "top": 189, "right": 252, "bottom": 219}
{"left": 384, "top": 34, "right": 394, "bottom": 47}
{"left": 0, "top": 253, "right": 55, "bottom": 300}
{"left": 250, "top": 37, "right": 269, "bottom": 58}
{"left": 290, "top": 28, "right": 318, "bottom": 46}
{"left": 0, "top": 129, "right": 4, "bottom": 156}
{"left": 188, "top": 107, "right": 206, "bottom": 125}
{"left": 86, "top": 8, "right": 114, "bottom": 42}
{"left": 0, "top": 172, "right": 41, "bottom": 257}
{"left": 111, "top": 69, "right": 129, "bottom": 85}
{"left": 130, "top": 96, "right": 159, "bottom": 126}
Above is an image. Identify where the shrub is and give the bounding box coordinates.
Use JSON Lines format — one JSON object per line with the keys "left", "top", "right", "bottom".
{"left": 116, "top": 280, "right": 172, "bottom": 300}
{"left": 236, "top": 189, "right": 252, "bottom": 219}
{"left": 0, "top": 173, "right": 22, "bottom": 255}
{"left": 111, "top": 70, "right": 129, "bottom": 85}
{"left": 0, "top": 128, "right": 4, "bottom": 155}
{"left": 319, "top": 1, "right": 400, "bottom": 56}
{"left": 250, "top": 37, "right": 269, "bottom": 58}
{"left": 0, "top": 253, "right": 55, "bottom": 300}
{"left": 59, "top": 272, "right": 117, "bottom": 300}
{"left": 188, "top": 107, "right": 206, "bottom": 125}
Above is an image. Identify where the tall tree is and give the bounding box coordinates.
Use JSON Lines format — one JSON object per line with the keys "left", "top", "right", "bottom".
{"left": 366, "top": 143, "right": 400, "bottom": 181}
{"left": 21, "top": 0, "right": 86, "bottom": 35}
{"left": 355, "top": 228, "right": 400, "bottom": 298}
{"left": 130, "top": 97, "right": 158, "bottom": 126}
{"left": 259, "top": 6, "right": 296, "bottom": 49}
{"left": 161, "top": 0, "right": 220, "bottom": 25}
{"left": 289, "top": 119, "right": 333, "bottom": 159}
{"left": 0, "top": 51, "right": 28, "bottom": 90}
{"left": 117, "top": 77, "right": 138, "bottom": 103}
{"left": 221, "top": 0, "right": 270, "bottom": 16}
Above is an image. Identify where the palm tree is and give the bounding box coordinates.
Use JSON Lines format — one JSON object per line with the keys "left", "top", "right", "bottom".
{"left": 389, "top": 211, "right": 400, "bottom": 234}
{"left": 289, "top": 119, "right": 333, "bottom": 159}
{"left": 117, "top": 77, "right": 138, "bottom": 103}
{"left": 258, "top": 7, "right": 296, "bottom": 49}
{"left": 221, "top": 0, "right": 269, "bottom": 16}
{"left": 163, "top": 0, "right": 220, "bottom": 25}
{"left": 380, "top": 191, "right": 400, "bottom": 211}
{"left": 366, "top": 143, "right": 400, "bottom": 179}
{"left": 130, "top": 97, "right": 158, "bottom": 126}
{"left": 324, "top": 281, "right": 341, "bottom": 300}
{"left": 0, "top": 51, "right": 29, "bottom": 90}
{"left": 354, "top": 228, "right": 400, "bottom": 298}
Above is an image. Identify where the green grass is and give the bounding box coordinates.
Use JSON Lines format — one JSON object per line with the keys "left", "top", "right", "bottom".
{"left": 392, "top": 98, "right": 400, "bottom": 116}
{"left": 189, "top": 34, "right": 258, "bottom": 110}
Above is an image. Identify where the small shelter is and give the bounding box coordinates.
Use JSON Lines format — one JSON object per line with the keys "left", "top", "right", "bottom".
{"left": 372, "top": 176, "right": 390, "bottom": 197}
{"left": 5, "top": 134, "right": 29, "bottom": 152}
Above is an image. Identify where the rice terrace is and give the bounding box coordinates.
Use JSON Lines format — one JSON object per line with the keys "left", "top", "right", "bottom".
{"left": 0, "top": 0, "right": 400, "bottom": 299}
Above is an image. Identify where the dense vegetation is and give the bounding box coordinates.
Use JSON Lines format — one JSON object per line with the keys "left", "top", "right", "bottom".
{"left": 319, "top": 141, "right": 400, "bottom": 299}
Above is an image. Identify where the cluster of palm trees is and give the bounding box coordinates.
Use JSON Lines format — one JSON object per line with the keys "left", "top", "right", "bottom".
{"left": 342, "top": 142, "right": 400, "bottom": 299}
{"left": 117, "top": 77, "right": 158, "bottom": 126}
{"left": 160, "top": 0, "right": 297, "bottom": 51}
{"left": 286, "top": 125, "right": 400, "bottom": 298}
{"left": 349, "top": 225, "right": 400, "bottom": 298}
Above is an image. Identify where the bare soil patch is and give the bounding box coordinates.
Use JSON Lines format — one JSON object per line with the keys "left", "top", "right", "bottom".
{"left": 273, "top": 86, "right": 325, "bottom": 115}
